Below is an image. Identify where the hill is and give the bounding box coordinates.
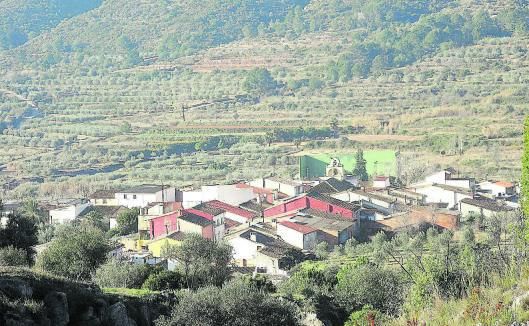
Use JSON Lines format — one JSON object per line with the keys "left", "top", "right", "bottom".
{"left": 0, "top": 0, "right": 528, "bottom": 198}
{"left": 0, "top": 0, "right": 103, "bottom": 50}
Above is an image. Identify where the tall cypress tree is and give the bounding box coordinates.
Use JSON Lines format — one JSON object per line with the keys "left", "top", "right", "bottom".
{"left": 522, "top": 117, "right": 529, "bottom": 217}
{"left": 353, "top": 148, "right": 369, "bottom": 181}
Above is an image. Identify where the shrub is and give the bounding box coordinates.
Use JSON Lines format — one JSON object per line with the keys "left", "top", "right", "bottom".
{"left": 142, "top": 269, "right": 183, "bottom": 291}
{"left": 0, "top": 246, "right": 28, "bottom": 267}
{"left": 94, "top": 259, "right": 151, "bottom": 289}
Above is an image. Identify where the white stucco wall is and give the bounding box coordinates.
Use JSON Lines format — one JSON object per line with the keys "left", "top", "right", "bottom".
{"left": 115, "top": 188, "right": 177, "bottom": 208}
{"left": 49, "top": 202, "right": 91, "bottom": 224}
{"left": 415, "top": 186, "right": 471, "bottom": 209}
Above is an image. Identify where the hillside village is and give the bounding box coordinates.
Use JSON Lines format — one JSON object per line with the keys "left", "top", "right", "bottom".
{"left": 1, "top": 157, "right": 519, "bottom": 277}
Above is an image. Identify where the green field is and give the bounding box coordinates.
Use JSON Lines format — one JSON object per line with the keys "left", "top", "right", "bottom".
{"left": 299, "top": 151, "right": 397, "bottom": 179}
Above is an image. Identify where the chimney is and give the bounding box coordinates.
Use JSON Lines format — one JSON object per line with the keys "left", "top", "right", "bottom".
{"left": 250, "top": 231, "right": 257, "bottom": 242}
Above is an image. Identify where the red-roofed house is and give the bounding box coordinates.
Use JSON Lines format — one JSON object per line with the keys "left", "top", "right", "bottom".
{"left": 478, "top": 181, "right": 517, "bottom": 199}
{"left": 277, "top": 221, "right": 318, "bottom": 250}
{"left": 206, "top": 200, "right": 257, "bottom": 224}
{"left": 188, "top": 206, "right": 225, "bottom": 241}
{"left": 264, "top": 193, "right": 358, "bottom": 220}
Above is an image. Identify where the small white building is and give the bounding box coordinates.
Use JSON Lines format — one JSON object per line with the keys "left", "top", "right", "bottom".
{"left": 89, "top": 189, "right": 119, "bottom": 206}
{"left": 48, "top": 199, "right": 91, "bottom": 224}
{"left": 419, "top": 168, "right": 475, "bottom": 190}
{"left": 115, "top": 185, "right": 177, "bottom": 208}
{"left": 373, "top": 176, "right": 390, "bottom": 189}
{"left": 277, "top": 221, "right": 318, "bottom": 250}
{"left": 413, "top": 184, "right": 473, "bottom": 210}
{"left": 460, "top": 198, "right": 515, "bottom": 219}
{"left": 181, "top": 184, "right": 255, "bottom": 209}
{"left": 478, "top": 181, "right": 517, "bottom": 199}
{"left": 250, "top": 177, "right": 304, "bottom": 198}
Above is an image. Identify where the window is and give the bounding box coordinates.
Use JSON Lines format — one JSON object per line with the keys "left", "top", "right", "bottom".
{"left": 103, "top": 199, "right": 107, "bottom": 204}
{"left": 124, "top": 194, "right": 127, "bottom": 199}
{"left": 133, "top": 194, "right": 137, "bottom": 199}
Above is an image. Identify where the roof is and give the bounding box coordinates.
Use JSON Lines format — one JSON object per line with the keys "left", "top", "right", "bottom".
{"left": 119, "top": 184, "right": 166, "bottom": 194}
{"left": 295, "top": 209, "right": 355, "bottom": 231}
{"left": 309, "top": 178, "right": 354, "bottom": 195}
{"left": 240, "top": 228, "right": 281, "bottom": 245}
{"left": 204, "top": 200, "right": 256, "bottom": 220}
{"left": 374, "top": 176, "right": 389, "bottom": 181}
{"left": 225, "top": 218, "right": 242, "bottom": 229}
{"left": 495, "top": 181, "right": 514, "bottom": 188}
{"left": 166, "top": 231, "right": 187, "bottom": 241}
{"left": 80, "top": 205, "right": 128, "bottom": 218}
{"left": 89, "top": 189, "right": 119, "bottom": 199}
{"left": 300, "top": 208, "right": 351, "bottom": 220}
{"left": 350, "top": 190, "right": 397, "bottom": 204}
{"left": 460, "top": 198, "right": 514, "bottom": 212}
{"left": 307, "top": 192, "right": 360, "bottom": 211}
{"left": 279, "top": 221, "right": 318, "bottom": 234}
{"left": 179, "top": 211, "right": 213, "bottom": 227}
{"left": 239, "top": 200, "right": 264, "bottom": 214}
{"left": 267, "top": 177, "right": 302, "bottom": 187}
{"left": 192, "top": 202, "right": 225, "bottom": 217}
{"left": 432, "top": 183, "right": 473, "bottom": 195}
{"left": 258, "top": 245, "right": 295, "bottom": 259}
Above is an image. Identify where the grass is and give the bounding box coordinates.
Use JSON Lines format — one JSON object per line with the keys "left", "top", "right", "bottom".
{"left": 103, "top": 287, "right": 159, "bottom": 297}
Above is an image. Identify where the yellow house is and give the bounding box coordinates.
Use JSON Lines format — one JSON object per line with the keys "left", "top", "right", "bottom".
{"left": 146, "top": 231, "right": 186, "bottom": 257}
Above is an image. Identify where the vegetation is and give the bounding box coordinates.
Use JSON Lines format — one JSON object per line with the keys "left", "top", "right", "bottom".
{"left": 161, "top": 234, "right": 232, "bottom": 289}
{"left": 36, "top": 224, "right": 110, "bottom": 280}
{"left": 156, "top": 280, "right": 300, "bottom": 326}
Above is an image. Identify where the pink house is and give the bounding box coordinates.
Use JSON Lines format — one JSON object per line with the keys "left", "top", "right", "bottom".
{"left": 264, "top": 193, "right": 358, "bottom": 220}
{"left": 149, "top": 211, "right": 181, "bottom": 239}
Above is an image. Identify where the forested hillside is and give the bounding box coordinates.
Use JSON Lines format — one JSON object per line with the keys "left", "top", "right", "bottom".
{"left": 0, "top": 0, "right": 528, "bottom": 199}
{"left": 0, "top": 0, "right": 103, "bottom": 50}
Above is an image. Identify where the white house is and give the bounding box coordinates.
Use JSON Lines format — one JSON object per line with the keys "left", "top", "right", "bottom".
{"left": 48, "top": 199, "right": 91, "bottom": 224}
{"left": 418, "top": 168, "right": 475, "bottom": 190}
{"left": 115, "top": 184, "right": 177, "bottom": 208}
{"left": 333, "top": 190, "right": 396, "bottom": 215}
{"left": 413, "top": 184, "right": 473, "bottom": 210}
{"left": 478, "top": 181, "right": 517, "bottom": 199}
{"left": 373, "top": 176, "right": 390, "bottom": 189}
{"left": 181, "top": 184, "right": 255, "bottom": 209}
{"left": 276, "top": 221, "right": 318, "bottom": 250}
{"left": 250, "top": 177, "right": 304, "bottom": 198}
{"left": 460, "top": 198, "right": 515, "bottom": 219}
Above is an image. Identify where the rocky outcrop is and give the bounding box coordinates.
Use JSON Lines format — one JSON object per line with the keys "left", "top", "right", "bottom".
{"left": 44, "top": 291, "right": 69, "bottom": 326}
{"left": 0, "top": 268, "right": 165, "bottom": 326}
{"left": 104, "top": 302, "right": 137, "bottom": 326}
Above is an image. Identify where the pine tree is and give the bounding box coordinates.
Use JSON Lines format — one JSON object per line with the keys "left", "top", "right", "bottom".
{"left": 353, "top": 149, "right": 369, "bottom": 181}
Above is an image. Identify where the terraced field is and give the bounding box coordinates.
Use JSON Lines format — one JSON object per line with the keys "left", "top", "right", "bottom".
{"left": 1, "top": 5, "right": 527, "bottom": 199}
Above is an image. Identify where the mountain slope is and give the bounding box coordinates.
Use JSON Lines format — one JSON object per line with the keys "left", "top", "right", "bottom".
{"left": 0, "top": 0, "right": 103, "bottom": 50}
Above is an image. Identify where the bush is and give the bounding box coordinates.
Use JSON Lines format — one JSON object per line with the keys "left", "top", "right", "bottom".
{"left": 142, "top": 269, "right": 183, "bottom": 291}
{"left": 36, "top": 224, "right": 110, "bottom": 280}
{"left": 0, "top": 246, "right": 28, "bottom": 267}
{"left": 335, "top": 263, "right": 404, "bottom": 315}
{"left": 156, "top": 280, "right": 300, "bottom": 326}
{"left": 94, "top": 259, "right": 151, "bottom": 289}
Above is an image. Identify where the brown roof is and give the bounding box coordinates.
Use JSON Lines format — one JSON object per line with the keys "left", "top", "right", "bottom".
{"left": 495, "top": 181, "right": 514, "bottom": 188}
{"left": 90, "top": 189, "right": 119, "bottom": 199}
{"left": 460, "top": 198, "right": 514, "bottom": 212}
{"left": 279, "top": 221, "right": 318, "bottom": 234}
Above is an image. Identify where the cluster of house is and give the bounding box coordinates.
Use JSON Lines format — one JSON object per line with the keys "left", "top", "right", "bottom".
{"left": 0, "top": 159, "right": 520, "bottom": 276}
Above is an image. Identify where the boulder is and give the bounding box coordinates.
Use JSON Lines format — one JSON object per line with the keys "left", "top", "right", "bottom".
{"left": 104, "top": 302, "right": 137, "bottom": 326}
{"left": 0, "top": 279, "right": 33, "bottom": 299}
{"left": 44, "top": 291, "right": 69, "bottom": 326}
